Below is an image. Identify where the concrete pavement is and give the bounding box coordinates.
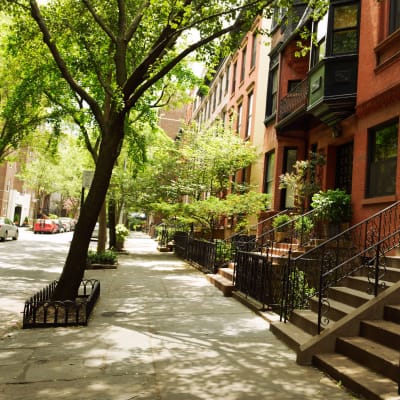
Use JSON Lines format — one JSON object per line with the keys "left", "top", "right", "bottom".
{"left": 0, "top": 232, "right": 355, "bottom": 399}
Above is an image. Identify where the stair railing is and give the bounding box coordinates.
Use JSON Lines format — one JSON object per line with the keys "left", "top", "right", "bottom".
{"left": 232, "top": 208, "right": 324, "bottom": 309}
{"left": 281, "top": 200, "right": 400, "bottom": 334}
{"left": 215, "top": 210, "right": 289, "bottom": 267}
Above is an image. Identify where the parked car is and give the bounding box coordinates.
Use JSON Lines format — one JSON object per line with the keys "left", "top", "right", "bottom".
{"left": 0, "top": 217, "right": 18, "bottom": 241}
{"left": 59, "top": 217, "right": 73, "bottom": 232}
{"left": 33, "top": 219, "right": 59, "bottom": 234}
{"left": 53, "top": 219, "right": 65, "bottom": 233}
{"left": 91, "top": 222, "right": 99, "bottom": 239}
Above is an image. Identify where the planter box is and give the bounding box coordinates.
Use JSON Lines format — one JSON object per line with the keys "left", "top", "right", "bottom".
{"left": 22, "top": 279, "right": 100, "bottom": 329}
{"left": 86, "top": 262, "right": 117, "bottom": 270}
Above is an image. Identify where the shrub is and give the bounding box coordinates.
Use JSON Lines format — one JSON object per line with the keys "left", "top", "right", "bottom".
{"left": 87, "top": 250, "right": 117, "bottom": 265}
{"left": 272, "top": 214, "right": 292, "bottom": 232}
{"left": 294, "top": 215, "right": 314, "bottom": 234}
{"left": 311, "top": 189, "right": 352, "bottom": 223}
{"left": 116, "top": 224, "right": 129, "bottom": 241}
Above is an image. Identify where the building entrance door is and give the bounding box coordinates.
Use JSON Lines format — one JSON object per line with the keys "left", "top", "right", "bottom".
{"left": 335, "top": 141, "right": 353, "bottom": 194}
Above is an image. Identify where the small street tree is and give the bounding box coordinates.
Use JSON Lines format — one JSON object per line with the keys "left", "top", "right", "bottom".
{"left": 133, "top": 121, "right": 270, "bottom": 236}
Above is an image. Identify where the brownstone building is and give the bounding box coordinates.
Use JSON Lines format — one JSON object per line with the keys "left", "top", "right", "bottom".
{"left": 266, "top": 0, "right": 400, "bottom": 226}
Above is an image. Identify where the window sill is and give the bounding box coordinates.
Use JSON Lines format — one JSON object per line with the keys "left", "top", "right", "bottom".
{"left": 264, "top": 113, "right": 276, "bottom": 126}
{"left": 375, "top": 29, "right": 400, "bottom": 72}
{"left": 362, "top": 195, "right": 396, "bottom": 206}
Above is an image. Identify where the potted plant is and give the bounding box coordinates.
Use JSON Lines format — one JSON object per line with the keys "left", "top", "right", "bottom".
{"left": 311, "top": 189, "right": 352, "bottom": 237}
{"left": 115, "top": 223, "right": 130, "bottom": 251}
{"left": 272, "top": 214, "right": 292, "bottom": 242}
{"left": 294, "top": 215, "right": 314, "bottom": 245}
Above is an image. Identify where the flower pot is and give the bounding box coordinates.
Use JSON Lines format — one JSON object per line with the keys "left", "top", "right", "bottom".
{"left": 275, "top": 231, "right": 289, "bottom": 243}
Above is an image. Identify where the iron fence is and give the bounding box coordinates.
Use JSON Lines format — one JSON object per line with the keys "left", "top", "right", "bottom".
{"left": 23, "top": 279, "right": 100, "bottom": 328}
{"left": 234, "top": 250, "right": 284, "bottom": 309}
{"left": 173, "top": 232, "right": 217, "bottom": 274}
{"left": 281, "top": 200, "right": 400, "bottom": 333}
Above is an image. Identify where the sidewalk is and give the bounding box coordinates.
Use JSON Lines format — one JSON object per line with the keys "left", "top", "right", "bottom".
{"left": 0, "top": 233, "right": 355, "bottom": 400}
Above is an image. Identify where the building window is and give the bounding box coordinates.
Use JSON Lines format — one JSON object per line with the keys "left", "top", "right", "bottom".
{"left": 240, "top": 46, "right": 247, "bottom": 82}
{"left": 389, "top": 0, "right": 400, "bottom": 34}
{"left": 218, "top": 76, "right": 223, "bottom": 104}
{"left": 232, "top": 61, "right": 237, "bottom": 94}
{"left": 237, "top": 103, "right": 243, "bottom": 134}
{"left": 331, "top": 3, "right": 359, "bottom": 55}
{"left": 367, "top": 119, "right": 398, "bottom": 198}
{"left": 272, "top": 7, "right": 286, "bottom": 30}
{"left": 245, "top": 92, "right": 253, "bottom": 138}
{"left": 263, "top": 151, "right": 275, "bottom": 196}
{"left": 225, "top": 65, "right": 230, "bottom": 94}
{"left": 250, "top": 32, "right": 257, "bottom": 69}
{"left": 311, "top": 13, "right": 328, "bottom": 66}
{"left": 266, "top": 55, "right": 279, "bottom": 118}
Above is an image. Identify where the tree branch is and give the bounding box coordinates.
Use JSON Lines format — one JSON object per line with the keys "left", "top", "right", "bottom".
{"left": 123, "top": 0, "right": 271, "bottom": 110}
{"left": 29, "top": 0, "right": 106, "bottom": 131}
{"left": 125, "top": 0, "right": 150, "bottom": 42}
{"left": 125, "top": 21, "right": 241, "bottom": 110}
{"left": 82, "top": 0, "right": 116, "bottom": 43}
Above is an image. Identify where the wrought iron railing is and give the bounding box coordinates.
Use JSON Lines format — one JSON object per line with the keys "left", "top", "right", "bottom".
{"left": 278, "top": 78, "right": 308, "bottom": 121}
{"left": 234, "top": 250, "right": 284, "bottom": 309}
{"left": 215, "top": 211, "right": 290, "bottom": 267}
{"left": 173, "top": 232, "right": 217, "bottom": 274}
{"left": 233, "top": 208, "right": 326, "bottom": 308}
{"left": 244, "top": 208, "right": 324, "bottom": 257}
{"left": 23, "top": 279, "right": 100, "bottom": 328}
{"left": 281, "top": 200, "right": 400, "bottom": 334}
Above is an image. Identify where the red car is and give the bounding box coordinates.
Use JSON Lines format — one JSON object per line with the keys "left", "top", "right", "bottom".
{"left": 33, "top": 219, "right": 59, "bottom": 234}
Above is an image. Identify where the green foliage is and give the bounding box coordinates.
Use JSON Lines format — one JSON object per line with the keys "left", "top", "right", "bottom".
{"left": 311, "top": 189, "right": 352, "bottom": 223}
{"left": 272, "top": 214, "right": 292, "bottom": 232}
{"left": 176, "top": 121, "right": 260, "bottom": 197}
{"left": 289, "top": 268, "right": 316, "bottom": 308}
{"left": 279, "top": 152, "right": 325, "bottom": 212}
{"left": 87, "top": 250, "right": 117, "bottom": 265}
{"left": 183, "top": 191, "right": 270, "bottom": 234}
{"left": 294, "top": 215, "right": 314, "bottom": 234}
{"left": 115, "top": 224, "right": 129, "bottom": 241}
{"left": 215, "top": 240, "right": 233, "bottom": 264}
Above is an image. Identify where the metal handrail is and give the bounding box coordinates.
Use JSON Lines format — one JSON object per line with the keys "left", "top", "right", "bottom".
{"left": 282, "top": 200, "right": 400, "bottom": 333}
{"left": 214, "top": 210, "right": 290, "bottom": 266}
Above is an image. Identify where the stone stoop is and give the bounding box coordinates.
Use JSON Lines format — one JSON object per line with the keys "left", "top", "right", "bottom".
{"left": 313, "top": 303, "right": 400, "bottom": 400}
{"left": 206, "top": 264, "right": 234, "bottom": 297}
{"left": 270, "top": 254, "right": 400, "bottom": 400}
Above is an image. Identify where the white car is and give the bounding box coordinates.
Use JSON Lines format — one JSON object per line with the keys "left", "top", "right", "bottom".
{"left": 0, "top": 217, "right": 18, "bottom": 241}
{"left": 91, "top": 222, "right": 99, "bottom": 239}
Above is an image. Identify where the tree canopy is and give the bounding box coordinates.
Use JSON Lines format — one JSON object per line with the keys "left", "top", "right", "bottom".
{"left": 0, "top": 0, "right": 329, "bottom": 300}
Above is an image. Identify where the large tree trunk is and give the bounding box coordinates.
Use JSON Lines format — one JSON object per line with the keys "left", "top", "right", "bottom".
{"left": 52, "top": 121, "right": 124, "bottom": 300}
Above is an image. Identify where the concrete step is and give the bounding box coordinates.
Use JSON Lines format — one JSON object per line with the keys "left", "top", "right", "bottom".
{"left": 360, "top": 319, "right": 400, "bottom": 351}
{"left": 218, "top": 267, "right": 234, "bottom": 281}
{"left": 309, "top": 297, "right": 356, "bottom": 322}
{"left": 385, "top": 304, "right": 400, "bottom": 323}
{"left": 313, "top": 353, "right": 399, "bottom": 400}
{"left": 336, "top": 336, "right": 400, "bottom": 382}
{"left": 341, "top": 275, "right": 394, "bottom": 293}
{"left": 269, "top": 320, "right": 312, "bottom": 352}
{"left": 328, "top": 286, "right": 374, "bottom": 308}
{"left": 357, "top": 266, "right": 400, "bottom": 283}
{"left": 206, "top": 273, "right": 234, "bottom": 297}
{"left": 288, "top": 309, "right": 320, "bottom": 336}
{"left": 385, "top": 255, "right": 400, "bottom": 269}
